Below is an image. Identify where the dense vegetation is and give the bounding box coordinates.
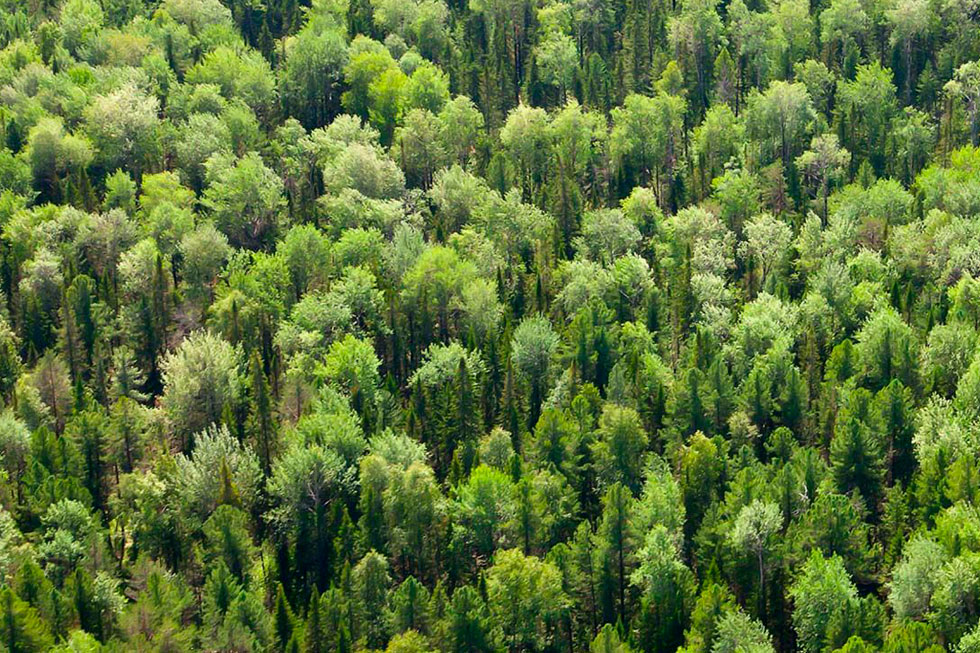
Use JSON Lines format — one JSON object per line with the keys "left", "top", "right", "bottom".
{"left": 1, "top": 0, "right": 980, "bottom": 648}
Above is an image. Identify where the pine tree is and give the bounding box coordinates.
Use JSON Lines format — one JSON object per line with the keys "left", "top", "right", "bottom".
{"left": 217, "top": 458, "right": 242, "bottom": 509}
{"left": 595, "top": 483, "right": 636, "bottom": 626}
{"left": 0, "top": 588, "right": 53, "bottom": 653}
{"left": 706, "top": 358, "right": 734, "bottom": 434}
{"left": 670, "top": 246, "right": 693, "bottom": 364}
{"left": 830, "top": 412, "right": 885, "bottom": 510}
{"left": 249, "top": 351, "right": 276, "bottom": 475}
{"left": 446, "top": 586, "right": 495, "bottom": 653}
{"left": 502, "top": 360, "right": 522, "bottom": 447}
{"left": 450, "top": 357, "right": 481, "bottom": 465}
{"left": 358, "top": 482, "right": 386, "bottom": 554}
{"left": 576, "top": 329, "right": 590, "bottom": 385}
{"left": 304, "top": 587, "right": 324, "bottom": 653}
{"left": 336, "top": 623, "right": 352, "bottom": 653}
{"left": 67, "top": 409, "right": 108, "bottom": 514}
{"left": 594, "top": 328, "right": 611, "bottom": 395}
{"left": 70, "top": 568, "right": 102, "bottom": 641}
{"left": 110, "top": 346, "right": 148, "bottom": 403}
{"left": 60, "top": 287, "right": 81, "bottom": 383}
{"left": 274, "top": 583, "right": 295, "bottom": 653}
{"left": 779, "top": 366, "right": 806, "bottom": 432}
{"left": 876, "top": 380, "right": 915, "bottom": 486}
{"left": 483, "top": 334, "right": 501, "bottom": 428}
{"left": 67, "top": 275, "right": 96, "bottom": 368}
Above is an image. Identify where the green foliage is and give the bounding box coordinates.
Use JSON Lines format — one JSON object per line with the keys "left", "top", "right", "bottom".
{"left": 0, "top": 588, "right": 54, "bottom": 653}
{"left": 2, "top": 0, "right": 980, "bottom": 649}
{"left": 790, "top": 552, "right": 859, "bottom": 653}
{"left": 485, "top": 548, "right": 568, "bottom": 651}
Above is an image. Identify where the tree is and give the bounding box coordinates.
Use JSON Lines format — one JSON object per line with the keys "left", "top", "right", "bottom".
{"left": 830, "top": 397, "right": 885, "bottom": 507}
{"left": 396, "top": 109, "right": 447, "bottom": 190}
{"left": 267, "top": 442, "right": 352, "bottom": 594}
{"left": 174, "top": 424, "right": 264, "bottom": 518}
{"left": 179, "top": 223, "right": 232, "bottom": 311}
{"left": 0, "top": 412, "right": 31, "bottom": 503}
{"left": 511, "top": 316, "right": 559, "bottom": 431}
{"left": 322, "top": 143, "right": 405, "bottom": 200}
{"left": 439, "top": 96, "right": 484, "bottom": 167}
{"left": 354, "top": 551, "right": 390, "bottom": 648}
{"left": 404, "top": 63, "right": 450, "bottom": 115}
{"left": 485, "top": 548, "right": 568, "bottom": 651}
{"left": 84, "top": 84, "right": 161, "bottom": 178}
{"left": 175, "top": 114, "right": 233, "bottom": 193}
{"left": 388, "top": 577, "right": 430, "bottom": 636}
{"left": 887, "top": 0, "right": 931, "bottom": 102}
{"left": 789, "top": 552, "right": 859, "bottom": 653}
{"left": 745, "top": 81, "right": 816, "bottom": 171}
{"left": 887, "top": 535, "right": 946, "bottom": 620}
{"left": 945, "top": 61, "right": 980, "bottom": 146}
{"left": 854, "top": 308, "right": 918, "bottom": 391}
{"left": 29, "top": 352, "right": 71, "bottom": 432}
{"left": 65, "top": 408, "right": 109, "bottom": 513}
{"left": 739, "top": 213, "right": 793, "bottom": 288}
{"left": 536, "top": 34, "right": 578, "bottom": 103}
{"left": 667, "top": 0, "right": 724, "bottom": 114}
{"left": 875, "top": 380, "right": 915, "bottom": 485}
{"left": 385, "top": 630, "right": 431, "bottom": 653}
{"left": 280, "top": 23, "right": 348, "bottom": 129}
{"left": 926, "top": 556, "right": 978, "bottom": 643}
{"left": 321, "top": 335, "right": 381, "bottom": 424}
{"left": 202, "top": 152, "right": 285, "bottom": 249}
{"left": 592, "top": 404, "right": 648, "bottom": 494}
{"left": 631, "top": 526, "right": 696, "bottom": 652}
{"left": 248, "top": 351, "right": 276, "bottom": 474}
{"left": 186, "top": 46, "right": 277, "bottom": 119}
{"left": 692, "top": 104, "right": 743, "bottom": 199}
{"left": 594, "top": 483, "right": 637, "bottom": 626}
{"left": 161, "top": 331, "right": 243, "bottom": 447}
{"left": 384, "top": 462, "right": 445, "bottom": 581}
{"left": 591, "top": 624, "right": 633, "bottom": 652}
{"left": 549, "top": 101, "right": 606, "bottom": 253}
{"left": 575, "top": 209, "right": 642, "bottom": 265}
{"left": 343, "top": 38, "right": 397, "bottom": 118}
{"left": 712, "top": 611, "right": 775, "bottom": 653}
{"left": 368, "top": 67, "right": 409, "bottom": 146}
{"left": 678, "top": 433, "right": 724, "bottom": 544}
{"left": 445, "top": 586, "right": 496, "bottom": 653}
{"left": 889, "top": 108, "right": 935, "bottom": 185}
{"left": 884, "top": 621, "right": 944, "bottom": 652}
{"left": 797, "top": 134, "right": 851, "bottom": 223}
{"left": 25, "top": 118, "right": 94, "bottom": 206}
{"left": 0, "top": 588, "right": 54, "bottom": 653}
{"left": 959, "top": 621, "right": 980, "bottom": 653}
{"left": 838, "top": 64, "right": 898, "bottom": 174}
{"left": 820, "top": 0, "right": 867, "bottom": 71}
{"left": 610, "top": 92, "right": 686, "bottom": 207}
{"left": 454, "top": 465, "right": 515, "bottom": 558}
{"left": 729, "top": 501, "right": 781, "bottom": 615}
{"left": 203, "top": 505, "right": 258, "bottom": 583}
{"left": 499, "top": 104, "right": 551, "bottom": 202}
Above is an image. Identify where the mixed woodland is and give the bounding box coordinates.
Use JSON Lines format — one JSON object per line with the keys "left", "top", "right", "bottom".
{"left": 2, "top": 0, "right": 980, "bottom": 649}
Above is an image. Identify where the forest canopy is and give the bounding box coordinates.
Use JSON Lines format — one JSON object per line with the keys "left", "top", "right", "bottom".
{"left": 0, "top": 0, "right": 980, "bottom": 650}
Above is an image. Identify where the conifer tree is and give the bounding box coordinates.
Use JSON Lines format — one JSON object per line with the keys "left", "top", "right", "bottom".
{"left": 249, "top": 351, "right": 276, "bottom": 475}
{"left": 0, "top": 588, "right": 53, "bottom": 653}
